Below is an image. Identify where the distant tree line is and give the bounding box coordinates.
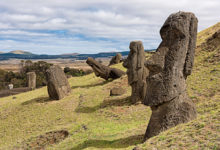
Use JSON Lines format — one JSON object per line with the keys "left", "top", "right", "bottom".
{"left": 64, "top": 67, "right": 93, "bottom": 77}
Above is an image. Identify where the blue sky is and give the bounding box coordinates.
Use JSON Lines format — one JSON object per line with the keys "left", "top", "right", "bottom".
{"left": 0, "top": 0, "right": 219, "bottom": 54}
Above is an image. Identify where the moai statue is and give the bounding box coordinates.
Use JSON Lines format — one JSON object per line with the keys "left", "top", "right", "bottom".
{"left": 46, "top": 65, "right": 71, "bottom": 100}
{"left": 109, "top": 53, "right": 122, "bottom": 66}
{"left": 123, "top": 41, "right": 148, "bottom": 103}
{"left": 27, "top": 72, "right": 36, "bottom": 90}
{"left": 143, "top": 11, "right": 198, "bottom": 140}
{"left": 86, "top": 57, "right": 125, "bottom": 80}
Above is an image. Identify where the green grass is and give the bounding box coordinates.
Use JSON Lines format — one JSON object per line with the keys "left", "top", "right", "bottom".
{"left": 0, "top": 23, "right": 220, "bottom": 150}
{"left": 0, "top": 68, "right": 151, "bottom": 150}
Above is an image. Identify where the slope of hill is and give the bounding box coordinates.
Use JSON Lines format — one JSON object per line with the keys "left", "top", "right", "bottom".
{"left": 0, "top": 23, "right": 219, "bottom": 150}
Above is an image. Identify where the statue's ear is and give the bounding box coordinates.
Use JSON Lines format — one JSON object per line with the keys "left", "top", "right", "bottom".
{"left": 183, "top": 16, "right": 198, "bottom": 78}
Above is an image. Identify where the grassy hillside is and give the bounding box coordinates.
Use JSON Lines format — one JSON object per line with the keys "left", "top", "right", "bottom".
{"left": 0, "top": 23, "right": 219, "bottom": 150}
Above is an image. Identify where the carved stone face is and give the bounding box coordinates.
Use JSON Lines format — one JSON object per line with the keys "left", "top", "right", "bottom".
{"left": 124, "top": 41, "right": 145, "bottom": 85}
{"left": 144, "top": 12, "right": 198, "bottom": 106}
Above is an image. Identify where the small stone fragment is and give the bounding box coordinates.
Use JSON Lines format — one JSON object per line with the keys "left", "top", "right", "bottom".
{"left": 110, "top": 87, "right": 126, "bottom": 96}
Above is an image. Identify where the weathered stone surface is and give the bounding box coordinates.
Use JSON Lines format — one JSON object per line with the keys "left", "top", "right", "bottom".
{"left": 46, "top": 65, "right": 71, "bottom": 100}
{"left": 110, "top": 87, "right": 126, "bottom": 96}
{"left": 123, "top": 41, "right": 148, "bottom": 103}
{"left": 86, "top": 57, "right": 125, "bottom": 80}
{"left": 109, "top": 53, "right": 122, "bottom": 66}
{"left": 27, "top": 72, "right": 36, "bottom": 89}
{"left": 144, "top": 11, "right": 198, "bottom": 140}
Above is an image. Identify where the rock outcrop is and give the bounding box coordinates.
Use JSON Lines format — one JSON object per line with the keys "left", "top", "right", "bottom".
{"left": 123, "top": 41, "right": 148, "bottom": 103}
{"left": 110, "top": 87, "right": 126, "bottom": 96}
{"left": 86, "top": 57, "right": 125, "bottom": 80}
{"left": 143, "top": 11, "right": 198, "bottom": 140}
{"left": 46, "top": 66, "right": 71, "bottom": 100}
{"left": 27, "top": 72, "right": 36, "bottom": 90}
{"left": 109, "top": 53, "right": 122, "bottom": 66}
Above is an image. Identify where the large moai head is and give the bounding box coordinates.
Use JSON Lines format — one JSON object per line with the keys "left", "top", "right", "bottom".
{"left": 123, "top": 41, "right": 148, "bottom": 103}
{"left": 143, "top": 11, "right": 198, "bottom": 140}
{"left": 46, "top": 65, "right": 71, "bottom": 100}
{"left": 27, "top": 72, "right": 36, "bottom": 90}
{"left": 144, "top": 11, "right": 198, "bottom": 106}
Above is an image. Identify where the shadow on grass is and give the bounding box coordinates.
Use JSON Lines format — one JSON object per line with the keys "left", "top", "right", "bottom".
{"left": 21, "top": 96, "right": 53, "bottom": 105}
{"left": 71, "top": 80, "right": 112, "bottom": 89}
{"left": 75, "top": 96, "right": 133, "bottom": 113}
{"left": 70, "top": 134, "right": 144, "bottom": 150}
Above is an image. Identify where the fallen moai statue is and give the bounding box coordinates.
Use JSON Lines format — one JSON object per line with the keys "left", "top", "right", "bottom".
{"left": 143, "top": 11, "right": 198, "bottom": 140}
{"left": 86, "top": 57, "right": 125, "bottom": 80}
{"left": 123, "top": 41, "right": 148, "bottom": 103}
{"left": 109, "top": 53, "right": 122, "bottom": 66}
{"left": 46, "top": 65, "right": 71, "bottom": 100}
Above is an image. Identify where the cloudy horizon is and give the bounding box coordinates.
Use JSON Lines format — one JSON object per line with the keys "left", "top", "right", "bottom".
{"left": 0, "top": 0, "right": 219, "bottom": 54}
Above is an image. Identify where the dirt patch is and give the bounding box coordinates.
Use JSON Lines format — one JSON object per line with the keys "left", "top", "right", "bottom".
{"left": 18, "top": 130, "right": 69, "bottom": 150}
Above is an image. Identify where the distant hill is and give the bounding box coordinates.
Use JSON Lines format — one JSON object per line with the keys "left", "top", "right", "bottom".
{"left": 0, "top": 49, "right": 155, "bottom": 61}
{"left": 61, "top": 53, "right": 79, "bottom": 56}
{"left": 9, "top": 50, "right": 33, "bottom": 55}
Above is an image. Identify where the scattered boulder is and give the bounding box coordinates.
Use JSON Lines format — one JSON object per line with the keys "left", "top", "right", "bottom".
{"left": 143, "top": 11, "right": 197, "bottom": 140}
{"left": 46, "top": 65, "right": 71, "bottom": 100}
{"left": 27, "top": 72, "right": 36, "bottom": 89}
{"left": 109, "top": 53, "right": 122, "bottom": 66}
{"left": 110, "top": 87, "right": 126, "bottom": 96}
{"left": 86, "top": 57, "right": 125, "bottom": 80}
{"left": 123, "top": 41, "right": 148, "bottom": 103}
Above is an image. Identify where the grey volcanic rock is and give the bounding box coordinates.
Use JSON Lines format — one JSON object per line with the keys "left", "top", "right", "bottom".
{"left": 27, "top": 72, "right": 36, "bottom": 90}
{"left": 86, "top": 57, "right": 125, "bottom": 80}
{"left": 46, "top": 65, "right": 71, "bottom": 100}
{"left": 144, "top": 11, "right": 198, "bottom": 140}
{"left": 110, "top": 87, "right": 126, "bottom": 96}
{"left": 109, "top": 53, "right": 122, "bottom": 66}
{"left": 123, "top": 41, "right": 148, "bottom": 103}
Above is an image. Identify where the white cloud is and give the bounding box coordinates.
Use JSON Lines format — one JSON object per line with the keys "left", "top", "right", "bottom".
{"left": 0, "top": 0, "right": 219, "bottom": 54}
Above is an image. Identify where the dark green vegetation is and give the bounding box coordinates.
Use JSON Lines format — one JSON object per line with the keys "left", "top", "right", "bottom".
{"left": 0, "top": 60, "right": 52, "bottom": 90}
{"left": 0, "top": 61, "right": 91, "bottom": 91}
{"left": 64, "top": 67, "right": 92, "bottom": 77}
{"left": 0, "top": 23, "right": 219, "bottom": 149}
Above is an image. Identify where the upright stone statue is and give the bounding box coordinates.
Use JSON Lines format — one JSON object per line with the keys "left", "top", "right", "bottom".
{"left": 27, "top": 72, "right": 36, "bottom": 90}
{"left": 123, "top": 41, "right": 148, "bottom": 103}
{"left": 143, "top": 11, "right": 198, "bottom": 140}
{"left": 86, "top": 57, "right": 125, "bottom": 80}
{"left": 46, "top": 65, "right": 71, "bottom": 100}
{"left": 109, "top": 53, "right": 122, "bottom": 66}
